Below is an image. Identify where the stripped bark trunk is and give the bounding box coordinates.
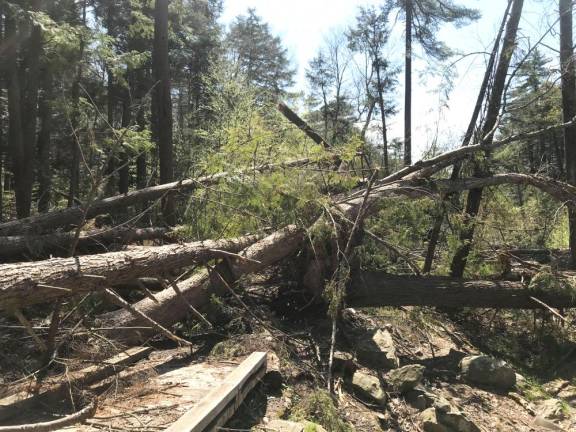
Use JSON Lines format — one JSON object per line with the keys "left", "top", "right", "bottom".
{"left": 349, "top": 273, "right": 576, "bottom": 309}
{"left": 0, "top": 234, "right": 260, "bottom": 310}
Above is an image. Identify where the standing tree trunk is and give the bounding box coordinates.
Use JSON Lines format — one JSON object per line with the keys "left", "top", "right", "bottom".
{"left": 5, "top": 13, "right": 25, "bottom": 218}
{"left": 375, "top": 60, "right": 389, "bottom": 174}
{"left": 68, "top": 0, "right": 86, "bottom": 208}
{"left": 152, "top": 0, "right": 175, "bottom": 225}
{"left": 0, "top": 5, "right": 4, "bottom": 222}
{"left": 560, "top": 0, "right": 576, "bottom": 268}
{"left": 403, "top": 0, "right": 412, "bottom": 167}
{"left": 450, "top": 0, "right": 524, "bottom": 277}
{"left": 422, "top": 0, "right": 513, "bottom": 273}
{"left": 119, "top": 87, "right": 132, "bottom": 194}
{"left": 17, "top": 0, "right": 42, "bottom": 219}
{"left": 37, "top": 73, "right": 52, "bottom": 213}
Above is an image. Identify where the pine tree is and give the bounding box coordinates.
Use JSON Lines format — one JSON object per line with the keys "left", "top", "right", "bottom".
{"left": 226, "top": 9, "right": 294, "bottom": 95}
{"left": 386, "top": 0, "right": 480, "bottom": 166}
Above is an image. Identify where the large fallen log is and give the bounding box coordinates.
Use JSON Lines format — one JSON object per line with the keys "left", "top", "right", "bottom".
{"left": 99, "top": 225, "right": 305, "bottom": 343}
{"left": 0, "top": 157, "right": 318, "bottom": 237}
{"left": 0, "top": 226, "right": 171, "bottom": 260}
{"left": 348, "top": 273, "right": 576, "bottom": 309}
{"left": 0, "top": 234, "right": 261, "bottom": 310}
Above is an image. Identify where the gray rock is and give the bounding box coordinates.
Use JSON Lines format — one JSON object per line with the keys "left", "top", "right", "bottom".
{"left": 437, "top": 408, "right": 481, "bottom": 432}
{"left": 405, "top": 391, "right": 428, "bottom": 411}
{"left": 385, "top": 364, "right": 426, "bottom": 393}
{"left": 537, "top": 398, "right": 569, "bottom": 420}
{"left": 420, "top": 408, "right": 449, "bottom": 432}
{"left": 351, "top": 370, "right": 387, "bottom": 405}
{"left": 265, "top": 420, "right": 327, "bottom": 432}
{"left": 557, "top": 385, "right": 576, "bottom": 407}
{"left": 533, "top": 416, "right": 566, "bottom": 431}
{"left": 460, "top": 355, "right": 516, "bottom": 391}
{"left": 266, "top": 419, "right": 303, "bottom": 432}
{"left": 356, "top": 329, "right": 400, "bottom": 369}
{"left": 419, "top": 401, "right": 480, "bottom": 432}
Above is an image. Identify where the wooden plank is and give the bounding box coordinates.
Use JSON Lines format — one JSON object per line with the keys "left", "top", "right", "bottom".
{"left": 164, "top": 352, "right": 267, "bottom": 432}
{"left": 0, "top": 346, "right": 152, "bottom": 422}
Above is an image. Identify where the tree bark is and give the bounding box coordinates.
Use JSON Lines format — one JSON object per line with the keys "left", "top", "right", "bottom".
{"left": 152, "top": 0, "right": 175, "bottom": 225}
{"left": 99, "top": 226, "right": 305, "bottom": 343}
{"left": 5, "top": 13, "right": 25, "bottom": 219}
{"left": 277, "top": 101, "right": 331, "bottom": 149}
{"left": 0, "top": 226, "right": 171, "bottom": 260}
{"left": 0, "top": 157, "right": 318, "bottom": 236}
{"left": 37, "top": 73, "right": 52, "bottom": 214}
{"left": 349, "top": 273, "right": 576, "bottom": 309}
{"left": 560, "top": 0, "right": 576, "bottom": 267}
{"left": 450, "top": 0, "right": 524, "bottom": 277}
{"left": 375, "top": 61, "right": 389, "bottom": 174}
{"left": 68, "top": 0, "right": 86, "bottom": 208}
{"left": 0, "top": 234, "right": 261, "bottom": 310}
{"left": 119, "top": 88, "right": 131, "bottom": 194}
{"left": 404, "top": 0, "right": 412, "bottom": 167}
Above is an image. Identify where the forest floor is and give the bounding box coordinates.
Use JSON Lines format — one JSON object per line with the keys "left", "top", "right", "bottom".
{"left": 1, "top": 268, "right": 576, "bottom": 431}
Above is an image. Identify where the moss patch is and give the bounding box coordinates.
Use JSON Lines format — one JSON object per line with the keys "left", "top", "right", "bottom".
{"left": 289, "top": 390, "right": 354, "bottom": 432}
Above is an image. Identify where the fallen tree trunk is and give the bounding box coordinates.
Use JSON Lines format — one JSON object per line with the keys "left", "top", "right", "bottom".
{"left": 277, "top": 101, "right": 331, "bottom": 149}
{"left": 0, "top": 234, "right": 261, "bottom": 310}
{"left": 339, "top": 173, "right": 576, "bottom": 215}
{"left": 348, "top": 273, "right": 576, "bottom": 309}
{"left": 95, "top": 171, "right": 576, "bottom": 342}
{"left": 0, "top": 226, "right": 171, "bottom": 260}
{"left": 99, "top": 225, "right": 305, "bottom": 343}
{"left": 0, "top": 157, "right": 318, "bottom": 237}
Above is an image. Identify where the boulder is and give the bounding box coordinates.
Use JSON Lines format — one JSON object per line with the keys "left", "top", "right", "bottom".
{"left": 356, "top": 329, "right": 400, "bottom": 369}
{"left": 460, "top": 355, "right": 516, "bottom": 391}
{"left": 350, "top": 371, "right": 387, "bottom": 405}
{"left": 385, "top": 364, "right": 426, "bottom": 393}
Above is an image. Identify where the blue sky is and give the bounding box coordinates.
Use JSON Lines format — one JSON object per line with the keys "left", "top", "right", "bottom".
{"left": 220, "top": 0, "right": 559, "bottom": 158}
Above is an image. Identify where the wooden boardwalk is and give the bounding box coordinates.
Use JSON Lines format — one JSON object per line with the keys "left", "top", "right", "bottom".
{"left": 0, "top": 350, "right": 267, "bottom": 432}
